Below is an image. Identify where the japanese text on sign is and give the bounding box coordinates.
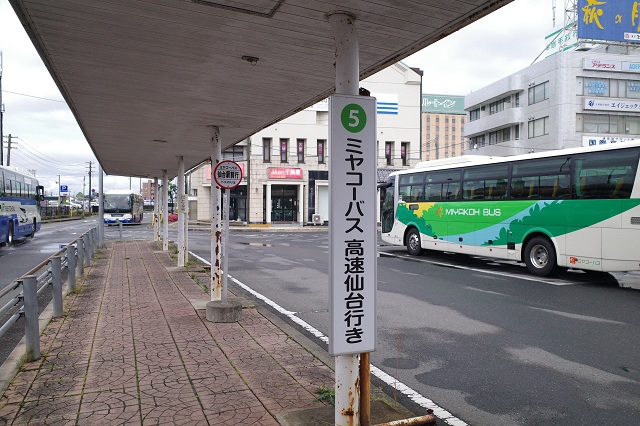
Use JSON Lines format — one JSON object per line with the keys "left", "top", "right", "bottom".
{"left": 213, "top": 160, "right": 243, "bottom": 189}
{"left": 329, "top": 94, "right": 376, "bottom": 356}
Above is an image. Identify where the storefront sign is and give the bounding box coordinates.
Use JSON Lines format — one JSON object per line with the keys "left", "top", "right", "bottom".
{"left": 583, "top": 58, "right": 640, "bottom": 74}
{"left": 329, "top": 94, "right": 377, "bottom": 356}
{"left": 421, "top": 94, "right": 465, "bottom": 114}
{"left": 584, "top": 98, "right": 640, "bottom": 111}
{"left": 578, "top": 0, "right": 640, "bottom": 43}
{"left": 582, "top": 136, "right": 639, "bottom": 147}
{"left": 269, "top": 168, "right": 303, "bottom": 179}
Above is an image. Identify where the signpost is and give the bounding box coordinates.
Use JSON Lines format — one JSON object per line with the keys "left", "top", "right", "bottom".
{"left": 329, "top": 94, "right": 377, "bottom": 356}
{"left": 213, "top": 160, "right": 243, "bottom": 303}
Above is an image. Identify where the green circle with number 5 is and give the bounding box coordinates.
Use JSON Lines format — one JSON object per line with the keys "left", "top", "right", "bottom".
{"left": 341, "top": 103, "right": 367, "bottom": 133}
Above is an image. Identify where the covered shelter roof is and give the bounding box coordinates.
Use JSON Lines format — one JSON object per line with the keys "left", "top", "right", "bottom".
{"left": 9, "top": 0, "right": 513, "bottom": 179}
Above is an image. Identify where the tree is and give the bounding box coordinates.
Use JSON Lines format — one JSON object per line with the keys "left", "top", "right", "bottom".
{"left": 168, "top": 182, "right": 178, "bottom": 213}
{"left": 76, "top": 191, "right": 84, "bottom": 199}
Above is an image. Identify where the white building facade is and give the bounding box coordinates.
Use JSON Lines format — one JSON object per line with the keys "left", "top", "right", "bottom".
{"left": 190, "top": 62, "right": 422, "bottom": 225}
{"left": 464, "top": 46, "right": 640, "bottom": 156}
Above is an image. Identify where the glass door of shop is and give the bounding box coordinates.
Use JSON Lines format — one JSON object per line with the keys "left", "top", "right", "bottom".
{"left": 271, "top": 185, "right": 298, "bottom": 222}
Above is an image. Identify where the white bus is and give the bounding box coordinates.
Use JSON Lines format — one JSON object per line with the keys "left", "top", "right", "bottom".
{"left": 103, "top": 189, "right": 144, "bottom": 224}
{"left": 379, "top": 141, "right": 640, "bottom": 276}
{"left": 0, "top": 166, "right": 45, "bottom": 246}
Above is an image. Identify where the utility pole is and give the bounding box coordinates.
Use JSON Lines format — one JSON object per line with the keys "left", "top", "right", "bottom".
{"left": 87, "top": 161, "right": 93, "bottom": 212}
{"left": 83, "top": 176, "right": 86, "bottom": 218}
{"left": 6, "top": 134, "right": 16, "bottom": 166}
{"left": 1, "top": 51, "right": 4, "bottom": 166}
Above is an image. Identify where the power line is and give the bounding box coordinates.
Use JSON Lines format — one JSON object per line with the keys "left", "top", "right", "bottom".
{"left": 1, "top": 90, "right": 66, "bottom": 103}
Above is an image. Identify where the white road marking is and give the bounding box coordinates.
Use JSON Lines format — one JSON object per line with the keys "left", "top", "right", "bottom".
{"left": 189, "top": 250, "right": 468, "bottom": 426}
{"left": 380, "top": 252, "right": 576, "bottom": 286}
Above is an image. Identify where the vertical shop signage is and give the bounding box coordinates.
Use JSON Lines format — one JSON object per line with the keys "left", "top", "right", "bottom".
{"left": 329, "top": 94, "right": 377, "bottom": 356}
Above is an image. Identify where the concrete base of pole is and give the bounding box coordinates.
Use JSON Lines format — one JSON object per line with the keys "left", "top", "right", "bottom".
{"left": 206, "top": 300, "right": 242, "bottom": 323}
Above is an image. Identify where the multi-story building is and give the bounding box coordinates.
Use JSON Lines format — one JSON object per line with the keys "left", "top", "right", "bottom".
{"left": 189, "top": 62, "right": 422, "bottom": 225}
{"left": 141, "top": 180, "right": 156, "bottom": 201}
{"left": 421, "top": 94, "right": 467, "bottom": 161}
{"left": 463, "top": 45, "right": 640, "bottom": 156}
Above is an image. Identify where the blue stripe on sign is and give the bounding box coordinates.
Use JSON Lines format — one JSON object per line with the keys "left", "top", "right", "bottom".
{"left": 377, "top": 102, "right": 398, "bottom": 114}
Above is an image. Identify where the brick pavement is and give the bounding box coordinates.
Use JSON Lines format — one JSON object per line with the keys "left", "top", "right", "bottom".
{"left": 0, "top": 241, "right": 333, "bottom": 425}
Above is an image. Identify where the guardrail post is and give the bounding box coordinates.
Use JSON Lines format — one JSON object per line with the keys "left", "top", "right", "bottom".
{"left": 92, "top": 227, "right": 98, "bottom": 254}
{"left": 77, "top": 237, "right": 85, "bottom": 277}
{"left": 22, "top": 275, "right": 41, "bottom": 361}
{"left": 51, "top": 256, "right": 63, "bottom": 317}
{"left": 67, "top": 244, "right": 76, "bottom": 292}
{"left": 118, "top": 220, "right": 123, "bottom": 241}
{"left": 84, "top": 233, "right": 91, "bottom": 268}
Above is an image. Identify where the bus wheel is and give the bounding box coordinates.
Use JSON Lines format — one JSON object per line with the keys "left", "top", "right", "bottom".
{"left": 524, "top": 236, "right": 556, "bottom": 276}
{"left": 7, "top": 223, "right": 14, "bottom": 246}
{"left": 406, "top": 228, "right": 422, "bottom": 256}
{"left": 30, "top": 219, "right": 36, "bottom": 238}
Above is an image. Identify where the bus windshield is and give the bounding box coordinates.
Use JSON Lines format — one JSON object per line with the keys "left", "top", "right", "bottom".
{"left": 104, "top": 194, "right": 132, "bottom": 213}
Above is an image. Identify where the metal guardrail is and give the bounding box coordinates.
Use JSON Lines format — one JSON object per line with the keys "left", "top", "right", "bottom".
{"left": 0, "top": 226, "right": 100, "bottom": 361}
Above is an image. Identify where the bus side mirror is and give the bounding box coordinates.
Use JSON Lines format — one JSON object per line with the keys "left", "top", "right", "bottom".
{"left": 36, "top": 185, "right": 45, "bottom": 202}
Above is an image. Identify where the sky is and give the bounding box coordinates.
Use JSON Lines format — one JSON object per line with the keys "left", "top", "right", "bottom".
{"left": 0, "top": 0, "right": 555, "bottom": 197}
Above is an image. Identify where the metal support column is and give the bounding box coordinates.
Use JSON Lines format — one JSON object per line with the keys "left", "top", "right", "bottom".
{"left": 209, "top": 126, "right": 222, "bottom": 301}
{"left": 154, "top": 177, "right": 159, "bottom": 241}
{"left": 162, "top": 170, "right": 169, "bottom": 251}
{"left": 178, "top": 156, "right": 186, "bottom": 267}
{"left": 265, "top": 183, "right": 272, "bottom": 224}
{"left": 328, "top": 11, "right": 361, "bottom": 426}
{"left": 98, "top": 164, "right": 104, "bottom": 248}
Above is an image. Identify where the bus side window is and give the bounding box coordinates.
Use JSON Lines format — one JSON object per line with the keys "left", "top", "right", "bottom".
{"left": 510, "top": 179, "right": 525, "bottom": 199}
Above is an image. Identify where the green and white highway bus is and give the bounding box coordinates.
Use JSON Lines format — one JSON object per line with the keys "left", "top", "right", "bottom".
{"left": 103, "top": 189, "right": 144, "bottom": 224}
{"left": 0, "top": 166, "right": 45, "bottom": 246}
{"left": 379, "top": 141, "right": 640, "bottom": 276}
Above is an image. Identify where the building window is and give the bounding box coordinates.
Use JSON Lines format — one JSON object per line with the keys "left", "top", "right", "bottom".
{"left": 470, "top": 135, "right": 485, "bottom": 149}
{"left": 528, "top": 81, "right": 549, "bottom": 105}
{"left": 582, "top": 77, "right": 610, "bottom": 97}
{"left": 577, "top": 114, "right": 640, "bottom": 134}
{"left": 401, "top": 142, "right": 410, "bottom": 166}
{"left": 452, "top": 118, "right": 456, "bottom": 124}
{"left": 488, "top": 128, "right": 511, "bottom": 145}
{"left": 317, "top": 140, "right": 326, "bottom": 163}
{"left": 223, "top": 145, "right": 244, "bottom": 160}
{"left": 470, "top": 108, "right": 480, "bottom": 121}
{"left": 280, "top": 138, "right": 288, "bottom": 162}
{"left": 489, "top": 96, "right": 510, "bottom": 114}
{"left": 528, "top": 117, "right": 549, "bottom": 138}
{"left": 263, "top": 138, "right": 271, "bottom": 162}
{"left": 385, "top": 142, "right": 393, "bottom": 166}
{"left": 297, "top": 139, "right": 305, "bottom": 163}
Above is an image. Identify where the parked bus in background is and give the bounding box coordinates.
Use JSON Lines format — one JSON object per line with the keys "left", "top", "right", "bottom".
{"left": 379, "top": 140, "right": 640, "bottom": 276}
{"left": 103, "top": 189, "right": 144, "bottom": 224}
{"left": 0, "top": 166, "right": 45, "bottom": 246}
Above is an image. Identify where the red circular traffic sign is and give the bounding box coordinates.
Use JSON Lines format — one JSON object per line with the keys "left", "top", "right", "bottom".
{"left": 213, "top": 160, "right": 243, "bottom": 189}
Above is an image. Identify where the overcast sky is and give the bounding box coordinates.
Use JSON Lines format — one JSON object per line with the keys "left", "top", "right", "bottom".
{"left": 0, "top": 0, "right": 555, "bottom": 196}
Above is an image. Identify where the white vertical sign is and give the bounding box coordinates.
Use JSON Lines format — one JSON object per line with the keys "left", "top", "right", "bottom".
{"left": 329, "top": 94, "right": 377, "bottom": 356}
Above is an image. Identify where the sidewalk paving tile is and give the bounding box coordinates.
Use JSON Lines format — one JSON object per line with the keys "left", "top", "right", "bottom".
{"left": 0, "top": 240, "right": 334, "bottom": 425}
